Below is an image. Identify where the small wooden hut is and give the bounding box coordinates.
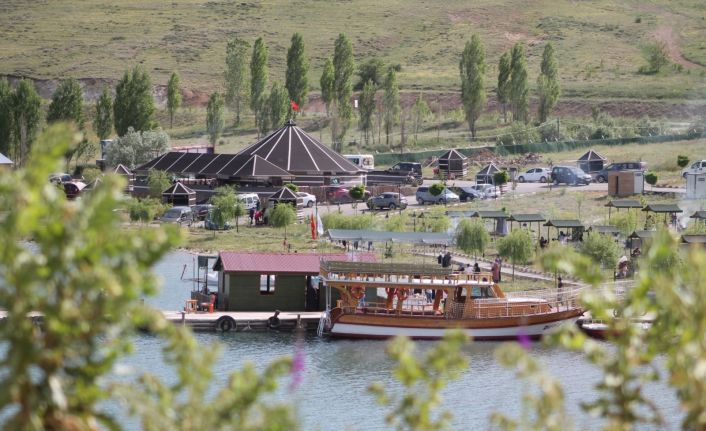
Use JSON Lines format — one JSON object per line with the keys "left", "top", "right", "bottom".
{"left": 113, "top": 164, "right": 134, "bottom": 193}
{"left": 577, "top": 149, "right": 606, "bottom": 174}
{"left": 475, "top": 163, "right": 500, "bottom": 185}
{"left": 437, "top": 149, "right": 469, "bottom": 179}
{"left": 268, "top": 186, "right": 304, "bottom": 220}
{"left": 162, "top": 182, "right": 196, "bottom": 207}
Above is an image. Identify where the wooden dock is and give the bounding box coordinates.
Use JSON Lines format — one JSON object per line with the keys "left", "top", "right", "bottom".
{"left": 163, "top": 310, "right": 324, "bottom": 332}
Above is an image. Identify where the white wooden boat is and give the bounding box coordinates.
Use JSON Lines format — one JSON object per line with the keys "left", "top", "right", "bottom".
{"left": 321, "top": 261, "right": 584, "bottom": 340}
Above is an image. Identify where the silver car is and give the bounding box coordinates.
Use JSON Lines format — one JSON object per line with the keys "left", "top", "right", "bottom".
{"left": 160, "top": 206, "right": 193, "bottom": 225}
{"left": 415, "top": 187, "right": 460, "bottom": 205}
{"left": 367, "top": 192, "right": 408, "bottom": 210}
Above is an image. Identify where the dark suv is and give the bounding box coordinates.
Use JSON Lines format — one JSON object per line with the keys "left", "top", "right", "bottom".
{"left": 551, "top": 166, "right": 592, "bottom": 185}
{"left": 593, "top": 161, "right": 647, "bottom": 183}
{"left": 389, "top": 162, "right": 423, "bottom": 186}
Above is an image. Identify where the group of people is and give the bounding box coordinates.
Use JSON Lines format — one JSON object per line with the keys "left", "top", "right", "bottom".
{"left": 437, "top": 250, "right": 503, "bottom": 284}
{"left": 248, "top": 203, "right": 264, "bottom": 226}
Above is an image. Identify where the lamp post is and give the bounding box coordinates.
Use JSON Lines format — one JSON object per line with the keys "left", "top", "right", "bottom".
{"left": 413, "top": 210, "right": 417, "bottom": 232}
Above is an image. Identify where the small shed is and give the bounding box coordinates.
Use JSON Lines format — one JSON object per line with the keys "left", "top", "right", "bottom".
{"left": 685, "top": 173, "right": 706, "bottom": 199}
{"left": 212, "top": 252, "right": 376, "bottom": 311}
{"left": 437, "top": 149, "right": 469, "bottom": 179}
{"left": 268, "top": 186, "right": 304, "bottom": 221}
{"left": 642, "top": 204, "right": 682, "bottom": 227}
{"left": 473, "top": 210, "right": 510, "bottom": 236}
{"left": 162, "top": 182, "right": 196, "bottom": 207}
{"left": 475, "top": 163, "right": 500, "bottom": 185}
{"left": 544, "top": 219, "right": 585, "bottom": 243}
{"left": 627, "top": 230, "right": 655, "bottom": 250}
{"left": 577, "top": 149, "right": 606, "bottom": 174}
{"left": 113, "top": 164, "right": 134, "bottom": 193}
{"left": 608, "top": 171, "right": 644, "bottom": 197}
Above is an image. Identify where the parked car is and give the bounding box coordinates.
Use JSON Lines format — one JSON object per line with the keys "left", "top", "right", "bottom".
{"left": 593, "top": 161, "right": 647, "bottom": 183}
{"left": 551, "top": 166, "right": 592, "bottom": 185}
{"left": 517, "top": 167, "right": 551, "bottom": 183}
{"left": 237, "top": 193, "right": 260, "bottom": 210}
{"left": 367, "top": 192, "right": 408, "bottom": 210}
{"left": 296, "top": 192, "right": 317, "bottom": 208}
{"left": 160, "top": 206, "right": 194, "bottom": 225}
{"left": 415, "top": 186, "right": 460, "bottom": 205}
{"left": 193, "top": 204, "right": 214, "bottom": 221}
{"left": 469, "top": 184, "right": 499, "bottom": 199}
{"left": 326, "top": 186, "right": 371, "bottom": 204}
{"left": 49, "top": 173, "right": 72, "bottom": 184}
{"left": 682, "top": 160, "right": 706, "bottom": 178}
{"left": 389, "top": 162, "right": 423, "bottom": 186}
{"left": 449, "top": 186, "right": 484, "bottom": 202}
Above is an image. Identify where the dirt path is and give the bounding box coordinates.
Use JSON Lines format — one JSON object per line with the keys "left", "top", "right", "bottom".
{"left": 653, "top": 25, "right": 702, "bottom": 70}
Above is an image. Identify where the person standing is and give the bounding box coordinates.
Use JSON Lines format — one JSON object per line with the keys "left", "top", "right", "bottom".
{"left": 557, "top": 276, "right": 564, "bottom": 308}
{"left": 491, "top": 260, "right": 500, "bottom": 283}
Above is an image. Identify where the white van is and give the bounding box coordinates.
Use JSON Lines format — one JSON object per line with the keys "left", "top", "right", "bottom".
{"left": 343, "top": 154, "right": 375, "bottom": 170}
{"left": 237, "top": 193, "right": 260, "bottom": 210}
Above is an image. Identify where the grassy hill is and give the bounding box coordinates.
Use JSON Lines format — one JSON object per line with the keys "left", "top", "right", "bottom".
{"left": 1, "top": 0, "right": 704, "bottom": 102}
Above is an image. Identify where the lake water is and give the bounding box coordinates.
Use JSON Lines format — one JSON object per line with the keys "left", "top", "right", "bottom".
{"left": 116, "top": 250, "right": 683, "bottom": 430}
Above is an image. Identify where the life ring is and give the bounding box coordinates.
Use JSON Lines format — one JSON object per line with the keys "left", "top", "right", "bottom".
{"left": 215, "top": 316, "right": 237, "bottom": 332}
{"left": 395, "top": 289, "right": 409, "bottom": 301}
{"left": 351, "top": 286, "right": 365, "bottom": 300}
{"left": 267, "top": 316, "right": 281, "bottom": 329}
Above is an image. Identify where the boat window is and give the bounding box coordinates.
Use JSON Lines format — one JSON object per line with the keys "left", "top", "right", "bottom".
{"left": 260, "top": 274, "right": 276, "bottom": 295}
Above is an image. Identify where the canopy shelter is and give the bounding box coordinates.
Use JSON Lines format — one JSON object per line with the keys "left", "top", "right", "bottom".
{"left": 113, "top": 163, "right": 134, "bottom": 193}
{"left": 627, "top": 230, "right": 655, "bottom": 251}
{"left": 642, "top": 204, "right": 682, "bottom": 228}
{"left": 681, "top": 234, "right": 706, "bottom": 245}
{"left": 544, "top": 219, "right": 585, "bottom": 243}
{"left": 437, "top": 149, "right": 469, "bottom": 179}
{"left": 326, "top": 229, "right": 453, "bottom": 246}
{"left": 446, "top": 210, "right": 478, "bottom": 218}
{"left": 0, "top": 152, "right": 14, "bottom": 170}
{"left": 605, "top": 199, "right": 642, "bottom": 220}
{"left": 236, "top": 120, "right": 365, "bottom": 186}
{"left": 162, "top": 181, "right": 196, "bottom": 207}
{"left": 509, "top": 214, "right": 546, "bottom": 246}
{"left": 577, "top": 149, "right": 606, "bottom": 173}
{"left": 590, "top": 225, "right": 621, "bottom": 235}
{"left": 471, "top": 210, "right": 509, "bottom": 236}
{"left": 475, "top": 163, "right": 500, "bottom": 185}
{"left": 689, "top": 211, "right": 706, "bottom": 229}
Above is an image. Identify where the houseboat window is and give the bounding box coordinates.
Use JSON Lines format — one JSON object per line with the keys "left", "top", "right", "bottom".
{"left": 260, "top": 274, "right": 276, "bottom": 295}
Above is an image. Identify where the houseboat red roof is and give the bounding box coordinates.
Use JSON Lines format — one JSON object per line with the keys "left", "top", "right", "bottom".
{"left": 214, "top": 252, "right": 376, "bottom": 274}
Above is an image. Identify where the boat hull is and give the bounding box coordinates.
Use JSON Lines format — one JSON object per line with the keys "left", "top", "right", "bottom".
{"left": 330, "top": 309, "right": 583, "bottom": 340}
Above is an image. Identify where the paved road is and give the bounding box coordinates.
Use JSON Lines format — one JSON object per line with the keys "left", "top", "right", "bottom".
{"left": 303, "top": 180, "right": 685, "bottom": 218}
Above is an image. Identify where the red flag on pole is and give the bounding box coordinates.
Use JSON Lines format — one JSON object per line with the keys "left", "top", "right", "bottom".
{"left": 310, "top": 214, "right": 317, "bottom": 240}
{"left": 290, "top": 100, "right": 299, "bottom": 112}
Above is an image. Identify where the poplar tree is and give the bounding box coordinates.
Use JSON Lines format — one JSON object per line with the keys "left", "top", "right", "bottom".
{"left": 320, "top": 58, "right": 335, "bottom": 117}
{"left": 224, "top": 38, "right": 250, "bottom": 127}
{"left": 250, "top": 37, "right": 269, "bottom": 136}
{"left": 537, "top": 43, "right": 560, "bottom": 123}
{"left": 206, "top": 92, "right": 224, "bottom": 145}
{"left": 47, "top": 78, "right": 84, "bottom": 129}
{"left": 411, "top": 93, "right": 431, "bottom": 144}
{"left": 285, "top": 33, "right": 309, "bottom": 118}
{"left": 497, "top": 51, "right": 511, "bottom": 123}
{"left": 94, "top": 86, "right": 113, "bottom": 140}
{"left": 11, "top": 79, "right": 41, "bottom": 166}
{"left": 166, "top": 72, "right": 181, "bottom": 129}
{"left": 382, "top": 69, "right": 400, "bottom": 148}
{"left": 509, "top": 43, "right": 529, "bottom": 124}
{"left": 269, "top": 81, "right": 290, "bottom": 130}
{"left": 0, "top": 79, "right": 14, "bottom": 157}
{"left": 332, "top": 34, "right": 355, "bottom": 151}
{"left": 358, "top": 79, "right": 376, "bottom": 145}
{"left": 459, "top": 34, "right": 486, "bottom": 138}
{"left": 113, "top": 66, "right": 156, "bottom": 135}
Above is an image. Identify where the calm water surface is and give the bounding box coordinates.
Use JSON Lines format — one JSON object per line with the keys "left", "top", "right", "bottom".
{"left": 123, "top": 251, "right": 681, "bottom": 430}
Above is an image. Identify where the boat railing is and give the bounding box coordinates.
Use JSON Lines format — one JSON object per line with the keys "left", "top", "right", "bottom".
{"left": 341, "top": 299, "right": 439, "bottom": 317}
{"left": 322, "top": 271, "right": 494, "bottom": 287}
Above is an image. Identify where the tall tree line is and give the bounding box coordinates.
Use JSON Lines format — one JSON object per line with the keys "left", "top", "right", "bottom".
{"left": 0, "top": 79, "right": 41, "bottom": 166}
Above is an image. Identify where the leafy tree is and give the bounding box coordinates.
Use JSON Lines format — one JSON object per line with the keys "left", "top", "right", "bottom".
{"left": 497, "top": 228, "right": 533, "bottom": 280}
{"left": 206, "top": 92, "right": 225, "bottom": 145}
{"left": 509, "top": 43, "right": 529, "bottom": 123}
{"left": 250, "top": 37, "right": 269, "bottom": 136}
{"left": 497, "top": 51, "right": 511, "bottom": 123}
{"left": 332, "top": 33, "right": 355, "bottom": 150}
{"left": 677, "top": 154, "right": 689, "bottom": 168}
{"left": 224, "top": 37, "right": 250, "bottom": 126}
{"left": 382, "top": 69, "right": 400, "bottom": 148}
{"left": 113, "top": 66, "right": 156, "bottom": 135}
{"left": 639, "top": 41, "right": 669, "bottom": 74}
{"left": 209, "top": 186, "right": 238, "bottom": 231}
{"left": 127, "top": 197, "right": 167, "bottom": 223}
{"left": 578, "top": 231, "right": 621, "bottom": 269}
{"left": 356, "top": 58, "right": 386, "bottom": 90}
{"left": 94, "top": 86, "right": 113, "bottom": 140}
{"left": 320, "top": 57, "right": 335, "bottom": 117}
{"left": 285, "top": 33, "right": 309, "bottom": 118}
{"left": 645, "top": 172, "right": 658, "bottom": 190}
{"left": 147, "top": 169, "right": 172, "bottom": 198}
{"left": 411, "top": 93, "right": 431, "bottom": 144}
{"left": 359, "top": 79, "right": 377, "bottom": 145}
{"left": 493, "top": 171, "right": 509, "bottom": 191}
{"left": 166, "top": 72, "right": 182, "bottom": 129}
{"left": 537, "top": 43, "right": 560, "bottom": 123}
{"left": 11, "top": 79, "right": 42, "bottom": 166}
{"left": 455, "top": 218, "right": 490, "bottom": 258}
{"left": 429, "top": 182, "right": 445, "bottom": 196}
{"left": 106, "top": 127, "right": 169, "bottom": 169}
{"left": 348, "top": 184, "right": 366, "bottom": 201}
{"left": 428, "top": 215, "right": 450, "bottom": 233}
{"left": 0, "top": 78, "right": 13, "bottom": 157}
{"left": 47, "top": 78, "right": 84, "bottom": 129}
{"left": 270, "top": 203, "right": 296, "bottom": 241}
{"left": 459, "top": 34, "right": 486, "bottom": 138}
{"left": 285, "top": 182, "right": 299, "bottom": 192}
{"left": 370, "top": 331, "right": 468, "bottom": 431}
{"left": 269, "top": 81, "right": 290, "bottom": 130}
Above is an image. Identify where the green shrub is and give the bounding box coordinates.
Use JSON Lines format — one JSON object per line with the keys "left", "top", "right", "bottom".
{"left": 349, "top": 184, "right": 366, "bottom": 200}
{"left": 429, "top": 183, "right": 445, "bottom": 196}
{"left": 677, "top": 155, "right": 690, "bottom": 168}
{"left": 645, "top": 172, "right": 658, "bottom": 186}
{"left": 578, "top": 232, "right": 621, "bottom": 268}
{"left": 321, "top": 213, "right": 374, "bottom": 230}
{"left": 285, "top": 183, "right": 299, "bottom": 193}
